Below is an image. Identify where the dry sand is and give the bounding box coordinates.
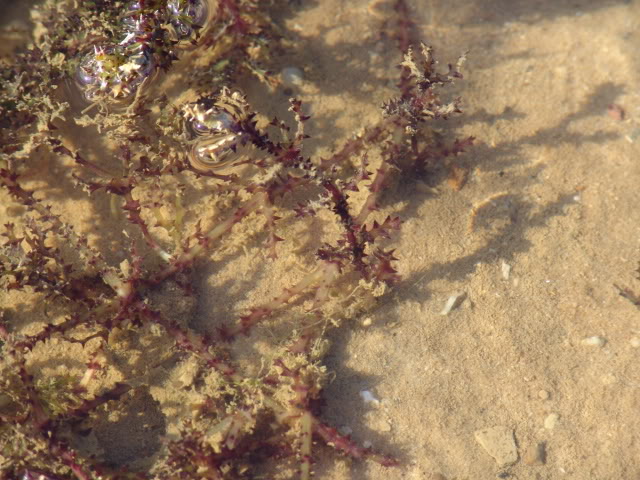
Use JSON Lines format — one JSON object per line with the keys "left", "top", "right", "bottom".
{"left": 2, "top": 0, "right": 640, "bottom": 479}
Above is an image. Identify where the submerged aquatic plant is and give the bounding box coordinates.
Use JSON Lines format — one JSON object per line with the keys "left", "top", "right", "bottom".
{"left": 0, "top": 0, "right": 472, "bottom": 478}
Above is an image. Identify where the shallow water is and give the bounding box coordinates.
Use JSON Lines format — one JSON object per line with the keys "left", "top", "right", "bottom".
{"left": 2, "top": 1, "right": 640, "bottom": 479}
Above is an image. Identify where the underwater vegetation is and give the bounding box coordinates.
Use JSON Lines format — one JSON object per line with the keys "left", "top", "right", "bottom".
{"left": 0, "top": 0, "right": 472, "bottom": 478}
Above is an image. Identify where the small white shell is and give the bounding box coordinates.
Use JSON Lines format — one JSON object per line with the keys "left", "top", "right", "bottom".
{"left": 581, "top": 336, "right": 606, "bottom": 347}
{"left": 440, "top": 292, "right": 465, "bottom": 315}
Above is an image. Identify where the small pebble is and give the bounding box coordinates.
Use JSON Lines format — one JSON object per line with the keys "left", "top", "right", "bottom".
{"left": 281, "top": 66, "right": 304, "bottom": 87}
{"left": 474, "top": 426, "right": 518, "bottom": 467}
{"left": 601, "top": 373, "right": 616, "bottom": 385}
{"left": 607, "top": 103, "right": 625, "bottom": 121}
{"left": 359, "top": 390, "right": 380, "bottom": 406}
{"left": 544, "top": 413, "right": 560, "bottom": 430}
{"left": 380, "top": 420, "right": 392, "bottom": 432}
{"left": 523, "top": 442, "right": 546, "bottom": 465}
{"left": 367, "top": 416, "right": 392, "bottom": 432}
{"left": 361, "top": 317, "right": 372, "bottom": 327}
{"left": 581, "top": 336, "right": 606, "bottom": 347}
{"left": 630, "top": 337, "right": 640, "bottom": 348}
{"left": 430, "top": 474, "right": 448, "bottom": 480}
{"left": 538, "top": 389, "right": 550, "bottom": 400}
{"left": 501, "top": 261, "right": 511, "bottom": 280}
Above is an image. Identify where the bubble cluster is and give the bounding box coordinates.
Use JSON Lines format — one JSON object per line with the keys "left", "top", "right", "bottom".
{"left": 182, "top": 92, "right": 250, "bottom": 172}
{"left": 168, "top": 0, "right": 210, "bottom": 40}
{"left": 75, "top": 45, "right": 156, "bottom": 102}
{"left": 73, "top": 0, "right": 210, "bottom": 104}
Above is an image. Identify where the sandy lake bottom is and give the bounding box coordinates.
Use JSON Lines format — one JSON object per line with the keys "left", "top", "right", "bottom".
{"left": 1, "top": 1, "right": 640, "bottom": 479}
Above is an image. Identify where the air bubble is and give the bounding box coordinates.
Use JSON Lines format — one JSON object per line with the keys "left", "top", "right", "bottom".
{"left": 74, "top": 45, "right": 156, "bottom": 102}
{"left": 168, "top": 0, "right": 210, "bottom": 40}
